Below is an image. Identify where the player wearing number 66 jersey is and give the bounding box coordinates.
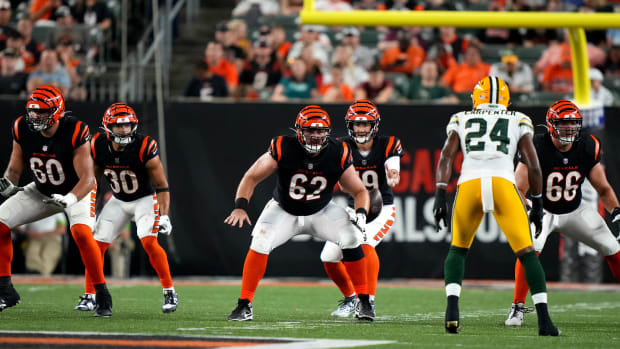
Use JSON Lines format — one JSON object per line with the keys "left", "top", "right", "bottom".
{"left": 0, "top": 86, "right": 112, "bottom": 316}
{"left": 504, "top": 100, "right": 620, "bottom": 327}
{"left": 74, "top": 102, "right": 178, "bottom": 314}
{"left": 433, "top": 76, "right": 559, "bottom": 336}
{"left": 224, "top": 105, "right": 375, "bottom": 321}
{"left": 320, "top": 100, "right": 403, "bottom": 319}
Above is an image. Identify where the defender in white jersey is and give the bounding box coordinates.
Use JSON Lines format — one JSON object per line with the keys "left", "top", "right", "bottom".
{"left": 433, "top": 76, "right": 559, "bottom": 336}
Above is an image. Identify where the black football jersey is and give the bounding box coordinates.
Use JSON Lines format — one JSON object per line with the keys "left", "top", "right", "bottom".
{"left": 343, "top": 135, "right": 404, "bottom": 206}
{"left": 91, "top": 132, "right": 159, "bottom": 202}
{"left": 519, "top": 133, "right": 600, "bottom": 214}
{"left": 269, "top": 136, "right": 352, "bottom": 216}
{"left": 12, "top": 115, "right": 91, "bottom": 197}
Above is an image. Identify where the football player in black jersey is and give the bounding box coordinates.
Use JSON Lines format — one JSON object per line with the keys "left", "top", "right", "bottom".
{"left": 73, "top": 103, "right": 178, "bottom": 314}
{"left": 0, "top": 86, "right": 112, "bottom": 316}
{"left": 224, "top": 105, "right": 375, "bottom": 321}
{"left": 320, "top": 100, "right": 403, "bottom": 318}
{"left": 505, "top": 100, "right": 620, "bottom": 326}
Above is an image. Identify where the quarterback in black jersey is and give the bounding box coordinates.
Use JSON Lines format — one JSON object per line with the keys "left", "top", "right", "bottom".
{"left": 0, "top": 86, "right": 111, "bottom": 316}
{"left": 505, "top": 100, "right": 620, "bottom": 327}
{"left": 320, "top": 100, "right": 403, "bottom": 319}
{"left": 224, "top": 105, "right": 375, "bottom": 321}
{"left": 74, "top": 103, "right": 178, "bottom": 314}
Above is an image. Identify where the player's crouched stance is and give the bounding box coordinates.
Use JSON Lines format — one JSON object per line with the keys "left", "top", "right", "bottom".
{"left": 74, "top": 103, "right": 178, "bottom": 314}
{"left": 224, "top": 105, "right": 374, "bottom": 321}
{"left": 0, "top": 86, "right": 112, "bottom": 316}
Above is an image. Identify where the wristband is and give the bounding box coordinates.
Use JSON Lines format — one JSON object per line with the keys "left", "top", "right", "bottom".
{"left": 436, "top": 182, "right": 448, "bottom": 188}
{"left": 531, "top": 193, "right": 542, "bottom": 198}
{"left": 356, "top": 208, "right": 368, "bottom": 216}
{"left": 155, "top": 187, "right": 170, "bottom": 193}
{"left": 235, "top": 198, "right": 249, "bottom": 210}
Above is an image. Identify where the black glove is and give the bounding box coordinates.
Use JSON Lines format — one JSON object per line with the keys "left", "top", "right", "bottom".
{"left": 433, "top": 187, "right": 448, "bottom": 232}
{"left": 529, "top": 196, "right": 544, "bottom": 238}
{"left": 611, "top": 207, "right": 620, "bottom": 240}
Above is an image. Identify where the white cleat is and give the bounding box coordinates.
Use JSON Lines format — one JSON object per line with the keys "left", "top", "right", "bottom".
{"left": 330, "top": 295, "right": 358, "bottom": 318}
{"left": 505, "top": 302, "right": 532, "bottom": 326}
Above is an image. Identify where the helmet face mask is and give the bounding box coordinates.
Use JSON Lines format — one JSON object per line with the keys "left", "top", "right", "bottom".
{"left": 552, "top": 119, "right": 582, "bottom": 145}
{"left": 546, "top": 100, "right": 582, "bottom": 145}
{"left": 26, "top": 107, "right": 54, "bottom": 131}
{"left": 301, "top": 126, "right": 330, "bottom": 153}
{"left": 107, "top": 122, "right": 138, "bottom": 146}
{"left": 345, "top": 99, "right": 380, "bottom": 144}
{"left": 295, "top": 105, "right": 331, "bottom": 154}
{"left": 348, "top": 120, "right": 376, "bottom": 144}
{"left": 102, "top": 103, "right": 139, "bottom": 146}
{"left": 26, "top": 86, "right": 65, "bottom": 132}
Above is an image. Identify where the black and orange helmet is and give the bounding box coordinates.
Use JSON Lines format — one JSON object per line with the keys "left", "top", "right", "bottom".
{"left": 102, "top": 102, "right": 138, "bottom": 145}
{"left": 546, "top": 100, "right": 582, "bottom": 144}
{"left": 25, "top": 86, "right": 65, "bottom": 131}
{"left": 345, "top": 99, "right": 380, "bottom": 144}
{"left": 295, "top": 105, "right": 331, "bottom": 154}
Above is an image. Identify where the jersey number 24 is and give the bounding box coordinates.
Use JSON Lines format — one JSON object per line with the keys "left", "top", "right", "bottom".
{"left": 465, "top": 118, "right": 510, "bottom": 154}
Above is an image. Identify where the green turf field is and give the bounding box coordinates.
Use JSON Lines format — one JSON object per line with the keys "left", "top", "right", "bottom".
{"left": 0, "top": 283, "right": 618, "bottom": 348}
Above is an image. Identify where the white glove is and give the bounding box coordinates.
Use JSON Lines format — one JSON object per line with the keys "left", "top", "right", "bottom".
{"left": 0, "top": 177, "right": 23, "bottom": 198}
{"left": 345, "top": 206, "right": 356, "bottom": 221}
{"left": 158, "top": 215, "right": 173, "bottom": 235}
{"left": 352, "top": 211, "right": 367, "bottom": 242}
{"left": 43, "top": 193, "right": 77, "bottom": 208}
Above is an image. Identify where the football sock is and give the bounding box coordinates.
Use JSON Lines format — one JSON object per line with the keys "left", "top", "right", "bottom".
{"left": 0, "top": 275, "right": 10, "bottom": 288}
{"left": 342, "top": 246, "right": 368, "bottom": 295}
{"left": 71, "top": 224, "right": 105, "bottom": 285}
{"left": 444, "top": 246, "right": 468, "bottom": 286}
{"left": 85, "top": 241, "right": 110, "bottom": 294}
{"left": 141, "top": 236, "right": 173, "bottom": 289}
{"left": 240, "top": 249, "right": 269, "bottom": 302}
{"left": 0, "top": 222, "right": 12, "bottom": 277}
{"left": 513, "top": 258, "right": 529, "bottom": 304}
{"left": 519, "top": 250, "right": 546, "bottom": 295}
{"left": 323, "top": 262, "right": 355, "bottom": 298}
{"left": 362, "top": 244, "right": 380, "bottom": 296}
{"left": 604, "top": 250, "right": 620, "bottom": 282}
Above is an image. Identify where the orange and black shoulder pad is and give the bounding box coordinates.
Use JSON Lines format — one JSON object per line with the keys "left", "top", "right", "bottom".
{"left": 269, "top": 136, "right": 284, "bottom": 162}
{"left": 139, "top": 136, "right": 159, "bottom": 164}
{"left": 385, "top": 136, "right": 404, "bottom": 158}
{"left": 72, "top": 121, "right": 91, "bottom": 148}
{"left": 12, "top": 116, "right": 24, "bottom": 143}
{"left": 340, "top": 141, "right": 353, "bottom": 170}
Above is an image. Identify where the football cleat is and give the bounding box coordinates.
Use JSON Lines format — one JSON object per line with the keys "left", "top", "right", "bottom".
{"left": 355, "top": 294, "right": 375, "bottom": 321}
{"left": 445, "top": 295, "right": 460, "bottom": 334}
{"left": 0, "top": 284, "right": 20, "bottom": 312}
{"left": 74, "top": 294, "right": 96, "bottom": 311}
{"left": 535, "top": 303, "right": 560, "bottom": 336}
{"left": 162, "top": 290, "right": 178, "bottom": 313}
{"left": 330, "top": 295, "right": 358, "bottom": 318}
{"left": 94, "top": 287, "right": 113, "bottom": 317}
{"left": 228, "top": 298, "right": 253, "bottom": 321}
{"left": 505, "top": 302, "right": 533, "bottom": 326}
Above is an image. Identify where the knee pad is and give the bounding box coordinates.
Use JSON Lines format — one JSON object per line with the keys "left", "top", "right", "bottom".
{"left": 320, "top": 242, "right": 343, "bottom": 263}
{"left": 249, "top": 224, "right": 273, "bottom": 255}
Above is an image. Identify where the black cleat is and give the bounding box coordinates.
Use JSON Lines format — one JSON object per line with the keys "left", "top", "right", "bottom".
{"left": 445, "top": 295, "right": 460, "bottom": 334}
{"left": 162, "top": 290, "right": 178, "bottom": 313}
{"left": 355, "top": 294, "right": 375, "bottom": 321}
{"left": 228, "top": 298, "right": 253, "bottom": 321}
{"left": 0, "top": 284, "right": 20, "bottom": 312}
{"left": 94, "top": 284, "right": 113, "bottom": 317}
{"left": 536, "top": 303, "right": 560, "bottom": 336}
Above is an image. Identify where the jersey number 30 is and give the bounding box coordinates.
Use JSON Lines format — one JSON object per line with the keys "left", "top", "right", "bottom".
{"left": 289, "top": 174, "right": 327, "bottom": 201}
{"left": 104, "top": 169, "right": 139, "bottom": 195}
{"left": 465, "top": 118, "right": 510, "bottom": 154}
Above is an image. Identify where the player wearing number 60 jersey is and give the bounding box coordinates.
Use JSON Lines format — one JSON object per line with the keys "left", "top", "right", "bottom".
{"left": 504, "top": 100, "right": 620, "bottom": 327}
{"left": 320, "top": 100, "right": 403, "bottom": 319}
{"left": 224, "top": 105, "right": 375, "bottom": 321}
{"left": 0, "top": 86, "right": 112, "bottom": 316}
{"left": 74, "top": 102, "right": 178, "bottom": 314}
{"left": 433, "top": 76, "right": 559, "bottom": 336}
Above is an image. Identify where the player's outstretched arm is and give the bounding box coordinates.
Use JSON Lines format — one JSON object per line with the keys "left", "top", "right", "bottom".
{"left": 1, "top": 141, "right": 25, "bottom": 197}
{"left": 71, "top": 142, "right": 97, "bottom": 201}
{"left": 224, "top": 152, "right": 278, "bottom": 228}
{"left": 433, "top": 131, "right": 460, "bottom": 231}
{"left": 146, "top": 155, "right": 170, "bottom": 216}
{"left": 588, "top": 163, "right": 620, "bottom": 214}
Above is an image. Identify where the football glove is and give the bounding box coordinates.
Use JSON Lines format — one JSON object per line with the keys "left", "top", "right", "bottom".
{"left": 0, "top": 177, "right": 23, "bottom": 198}
{"left": 43, "top": 193, "right": 77, "bottom": 208}
{"left": 158, "top": 215, "right": 173, "bottom": 235}
{"left": 351, "top": 209, "right": 367, "bottom": 242}
{"left": 433, "top": 187, "right": 448, "bottom": 232}
{"left": 530, "top": 196, "right": 544, "bottom": 238}
{"left": 611, "top": 207, "right": 620, "bottom": 240}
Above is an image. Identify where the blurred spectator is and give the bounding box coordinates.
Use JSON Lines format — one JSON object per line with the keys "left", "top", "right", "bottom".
{"left": 184, "top": 60, "right": 229, "bottom": 100}
{"left": 72, "top": 0, "right": 112, "bottom": 31}
{"left": 205, "top": 41, "right": 238, "bottom": 90}
{"left": 29, "top": 0, "right": 62, "bottom": 22}
{"left": 228, "top": 19, "right": 251, "bottom": 57}
{"left": 534, "top": 34, "right": 606, "bottom": 77}
{"left": 541, "top": 45, "right": 573, "bottom": 93}
{"left": 287, "top": 25, "right": 330, "bottom": 71}
{"left": 406, "top": 60, "right": 457, "bottom": 103}
{"left": 354, "top": 63, "right": 394, "bottom": 103}
{"left": 387, "top": 0, "right": 420, "bottom": 10}
{"left": 422, "top": 0, "right": 456, "bottom": 10}
{"left": 473, "top": 2, "right": 523, "bottom": 47}
{"left": 56, "top": 37, "right": 87, "bottom": 101}
{"left": 340, "top": 27, "right": 375, "bottom": 70}
{"left": 315, "top": 0, "right": 354, "bottom": 10}
{"left": 107, "top": 224, "right": 134, "bottom": 279}
{"left": 327, "top": 44, "right": 368, "bottom": 88}
{"left": 17, "top": 19, "right": 45, "bottom": 70}
{"left": 299, "top": 44, "right": 324, "bottom": 85}
{"left": 0, "top": 0, "right": 12, "bottom": 51}
{"left": 589, "top": 68, "right": 613, "bottom": 106}
{"left": 353, "top": 0, "right": 387, "bottom": 10}
{"left": 441, "top": 45, "right": 490, "bottom": 93}
{"left": 280, "top": 0, "right": 304, "bottom": 15}
{"left": 6, "top": 31, "right": 37, "bottom": 74}
{"left": 272, "top": 59, "right": 317, "bottom": 101}
{"left": 608, "top": 29, "right": 620, "bottom": 47}
{"left": 271, "top": 25, "right": 292, "bottom": 67}
{"left": 319, "top": 63, "right": 354, "bottom": 102}
{"left": 434, "top": 26, "right": 469, "bottom": 66}
{"left": 0, "top": 47, "right": 28, "bottom": 95}
{"left": 489, "top": 50, "right": 535, "bottom": 93}
{"left": 218, "top": 21, "right": 247, "bottom": 74}
{"left": 238, "top": 39, "right": 282, "bottom": 99}
{"left": 380, "top": 29, "right": 425, "bottom": 75}
{"left": 232, "top": 0, "right": 280, "bottom": 17}
{"left": 55, "top": 6, "right": 75, "bottom": 27}
{"left": 23, "top": 213, "right": 66, "bottom": 277}
{"left": 602, "top": 45, "right": 620, "bottom": 76}
{"left": 26, "top": 49, "right": 71, "bottom": 95}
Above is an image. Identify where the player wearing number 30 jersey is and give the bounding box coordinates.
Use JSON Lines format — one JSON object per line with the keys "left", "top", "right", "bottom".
{"left": 224, "top": 105, "right": 375, "bottom": 321}
{"left": 75, "top": 102, "right": 178, "bottom": 314}
{"left": 0, "top": 86, "right": 111, "bottom": 316}
{"left": 433, "top": 76, "right": 558, "bottom": 336}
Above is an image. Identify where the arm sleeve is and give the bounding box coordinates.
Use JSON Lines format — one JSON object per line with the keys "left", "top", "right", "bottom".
{"left": 340, "top": 141, "right": 353, "bottom": 170}
{"left": 72, "top": 122, "right": 92, "bottom": 148}
{"left": 385, "top": 136, "right": 404, "bottom": 159}
{"left": 268, "top": 136, "right": 283, "bottom": 162}
{"left": 141, "top": 137, "right": 159, "bottom": 163}
{"left": 517, "top": 113, "right": 534, "bottom": 138}
{"left": 585, "top": 134, "right": 602, "bottom": 171}
{"left": 446, "top": 113, "right": 460, "bottom": 136}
